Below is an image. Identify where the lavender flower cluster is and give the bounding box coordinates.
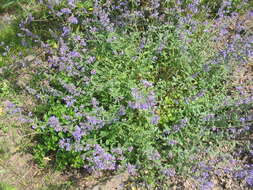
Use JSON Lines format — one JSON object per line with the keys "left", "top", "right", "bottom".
{"left": 3, "top": 100, "right": 34, "bottom": 124}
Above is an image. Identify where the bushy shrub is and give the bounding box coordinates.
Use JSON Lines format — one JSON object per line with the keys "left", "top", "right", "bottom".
{"left": 1, "top": 0, "right": 252, "bottom": 188}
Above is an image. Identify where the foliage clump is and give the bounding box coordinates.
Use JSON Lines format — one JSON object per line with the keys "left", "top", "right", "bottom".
{"left": 1, "top": 0, "right": 252, "bottom": 188}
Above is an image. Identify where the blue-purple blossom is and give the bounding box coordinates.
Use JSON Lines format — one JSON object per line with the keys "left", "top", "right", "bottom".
{"left": 80, "top": 39, "right": 87, "bottom": 47}
{"left": 67, "top": 0, "right": 76, "bottom": 7}
{"left": 62, "top": 26, "right": 71, "bottom": 36}
{"left": 90, "top": 69, "right": 97, "bottom": 75}
{"left": 4, "top": 101, "right": 22, "bottom": 114}
{"left": 69, "top": 51, "right": 80, "bottom": 58}
{"left": 203, "top": 114, "right": 215, "bottom": 121}
{"left": 173, "top": 118, "right": 188, "bottom": 132}
{"left": 151, "top": 114, "right": 160, "bottom": 125}
{"left": 168, "top": 139, "right": 178, "bottom": 145}
{"left": 60, "top": 81, "right": 80, "bottom": 96}
{"left": 73, "top": 35, "right": 81, "bottom": 41}
{"left": 246, "top": 176, "right": 253, "bottom": 186}
{"left": 148, "top": 150, "right": 161, "bottom": 161}
{"left": 128, "top": 88, "right": 157, "bottom": 111}
{"left": 157, "top": 43, "right": 165, "bottom": 53}
{"left": 63, "top": 96, "right": 76, "bottom": 107}
{"left": 59, "top": 139, "right": 65, "bottom": 149}
{"left": 200, "top": 181, "right": 214, "bottom": 190}
{"left": 80, "top": 122, "right": 93, "bottom": 132}
{"left": 117, "top": 105, "right": 126, "bottom": 116}
{"left": 72, "top": 125, "right": 85, "bottom": 141}
{"left": 86, "top": 116, "right": 103, "bottom": 126}
{"left": 201, "top": 172, "right": 210, "bottom": 179}
{"left": 126, "top": 163, "right": 137, "bottom": 176}
{"left": 91, "top": 98, "right": 99, "bottom": 108}
{"left": 87, "top": 56, "right": 96, "bottom": 64}
{"left": 112, "top": 148, "right": 123, "bottom": 155}
{"left": 68, "top": 16, "right": 78, "bottom": 24}
{"left": 48, "top": 116, "right": 62, "bottom": 132}
{"left": 163, "top": 129, "right": 171, "bottom": 135}
{"left": 74, "top": 142, "right": 83, "bottom": 152}
{"left": 86, "top": 144, "right": 116, "bottom": 171}
{"left": 61, "top": 8, "right": 71, "bottom": 14}
{"left": 89, "top": 26, "right": 97, "bottom": 33}
{"left": 59, "top": 138, "right": 71, "bottom": 151}
{"left": 141, "top": 80, "right": 153, "bottom": 87}
{"left": 18, "top": 117, "right": 34, "bottom": 124}
{"left": 162, "top": 168, "right": 176, "bottom": 177}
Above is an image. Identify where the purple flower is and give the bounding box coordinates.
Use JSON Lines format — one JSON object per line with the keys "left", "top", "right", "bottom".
{"left": 80, "top": 122, "right": 93, "bottom": 132}
{"left": 196, "top": 91, "right": 205, "bottom": 98}
{"left": 59, "top": 138, "right": 71, "bottom": 151}
{"left": 61, "top": 81, "right": 80, "bottom": 96}
{"left": 246, "top": 176, "right": 253, "bottom": 186}
{"left": 69, "top": 51, "right": 80, "bottom": 58}
{"left": 173, "top": 118, "right": 188, "bottom": 132}
{"left": 48, "top": 116, "right": 62, "bottom": 132}
{"left": 89, "top": 27, "right": 97, "bottom": 33}
{"left": 5, "top": 101, "right": 22, "bottom": 114}
{"left": 157, "top": 43, "right": 165, "bottom": 53}
{"left": 168, "top": 139, "right": 178, "bottom": 145}
{"left": 74, "top": 142, "right": 83, "bottom": 152}
{"left": 72, "top": 126, "right": 85, "bottom": 141}
{"left": 97, "top": 10, "right": 112, "bottom": 29}
{"left": 202, "top": 172, "right": 209, "bottom": 179}
{"left": 151, "top": 114, "right": 160, "bottom": 125}
{"left": 67, "top": 0, "right": 76, "bottom": 7}
{"left": 61, "top": 8, "right": 71, "bottom": 14}
{"left": 68, "top": 16, "right": 78, "bottom": 24}
{"left": 87, "top": 56, "right": 96, "bottom": 64}
{"left": 148, "top": 150, "right": 161, "bottom": 161}
{"left": 126, "top": 163, "right": 137, "bottom": 176}
{"left": 239, "top": 117, "right": 246, "bottom": 123}
{"left": 118, "top": 106, "right": 126, "bottom": 116}
{"left": 162, "top": 168, "right": 176, "bottom": 177}
{"left": 59, "top": 139, "right": 65, "bottom": 149}
{"left": 63, "top": 96, "right": 76, "bottom": 107}
{"left": 128, "top": 88, "right": 157, "bottom": 111}
{"left": 164, "top": 129, "right": 170, "bottom": 135}
{"left": 203, "top": 114, "right": 215, "bottom": 121}
{"left": 91, "top": 98, "right": 99, "bottom": 108}
{"left": 90, "top": 69, "right": 97, "bottom": 75}
{"left": 18, "top": 117, "right": 33, "bottom": 124}
{"left": 80, "top": 39, "right": 87, "bottom": 47}
{"left": 141, "top": 80, "right": 153, "bottom": 87}
{"left": 200, "top": 181, "right": 213, "bottom": 190}
{"left": 62, "top": 26, "right": 71, "bottom": 36}
{"left": 112, "top": 148, "right": 123, "bottom": 155}
{"left": 87, "top": 144, "right": 116, "bottom": 171}
{"left": 128, "top": 101, "right": 136, "bottom": 109}
{"left": 191, "top": 72, "right": 199, "bottom": 79}
{"left": 86, "top": 116, "right": 103, "bottom": 126}
{"left": 246, "top": 10, "right": 253, "bottom": 19}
